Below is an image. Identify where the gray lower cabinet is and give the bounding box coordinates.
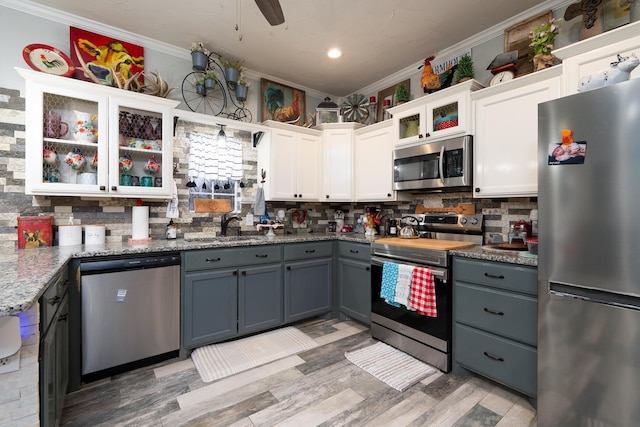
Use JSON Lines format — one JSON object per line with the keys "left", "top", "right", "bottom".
{"left": 337, "top": 241, "right": 371, "bottom": 324}
{"left": 40, "top": 269, "right": 69, "bottom": 427}
{"left": 452, "top": 256, "right": 537, "bottom": 397}
{"left": 182, "top": 245, "right": 283, "bottom": 350}
{"left": 283, "top": 242, "right": 333, "bottom": 323}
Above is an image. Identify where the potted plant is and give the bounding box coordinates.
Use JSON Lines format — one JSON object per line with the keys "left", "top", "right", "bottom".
{"left": 456, "top": 54, "right": 474, "bottom": 83}
{"left": 235, "top": 76, "right": 250, "bottom": 102}
{"left": 190, "top": 42, "right": 210, "bottom": 71}
{"left": 395, "top": 82, "right": 409, "bottom": 104}
{"left": 194, "top": 78, "right": 206, "bottom": 96}
{"left": 220, "top": 57, "right": 244, "bottom": 86}
{"left": 203, "top": 71, "right": 218, "bottom": 89}
{"left": 529, "top": 18, "right": 561, "bottom": 71}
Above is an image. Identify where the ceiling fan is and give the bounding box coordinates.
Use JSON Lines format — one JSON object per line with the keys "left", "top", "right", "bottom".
{"left": 254, "top": 0, "right": 285, "bottom": 26}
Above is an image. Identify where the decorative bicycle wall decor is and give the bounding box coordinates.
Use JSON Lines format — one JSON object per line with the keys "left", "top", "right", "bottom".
{"left": 182, "top": 51, "right": 252, "bottom": 122}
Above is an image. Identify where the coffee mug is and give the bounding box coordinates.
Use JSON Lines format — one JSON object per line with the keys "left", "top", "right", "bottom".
{"left": 121, "top": 174, "right": 133, "bottom": 186}
{"left": 154, "top": 177, "right": 162, "bottom": 187}
{"left": 132, "top": 175, "right": 140, "bottom": 186}
{"left": 45, "top": 111, "right": 69, "bottom": 139}
{"left": 43, "top": 145, "right": 58, "bottom": 165}
{"left": 141, "top": 176, "right": 153, "bottom": 187}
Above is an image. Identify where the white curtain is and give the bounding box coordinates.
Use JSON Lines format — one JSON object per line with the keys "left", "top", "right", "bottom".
{"left": 188, "top": 130, "right": 243, "bottom": 181}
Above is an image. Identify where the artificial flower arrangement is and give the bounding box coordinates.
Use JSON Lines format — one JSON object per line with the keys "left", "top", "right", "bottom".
{"left": 529, "top": 18, "right": 561, "bottom": 70}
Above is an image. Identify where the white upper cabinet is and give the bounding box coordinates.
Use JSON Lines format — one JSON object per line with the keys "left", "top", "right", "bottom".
{"left": 472, "top": 67, "right": 561, "bottom": 198}
{"left": 389, "top": 79, "right": 483, "bottom": 147}
{"left": 554, "top": 21, "right": 640, "bottom": 96}
{"left": 258, "top": 121, "right": 321, "bottom": 202}
{"left": 316, "top": 123, "right": 363, "bottom": 202}
{"left": 19, "top": 68, "right": 178, "bottom": 199}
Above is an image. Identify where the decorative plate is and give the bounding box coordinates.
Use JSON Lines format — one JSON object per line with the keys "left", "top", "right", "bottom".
{"left": 23, "top": 44, "right": 75, "bottom": 77}
{"left": 342, "top": 94, "right": 369, "bottom": 124}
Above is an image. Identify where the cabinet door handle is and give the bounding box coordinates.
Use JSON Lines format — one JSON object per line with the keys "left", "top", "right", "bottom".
{"left": 294, "top": 194, "right": 298, "bottom": 198}
{"left": 233, "top": 271, "right": 238, "bottom": 276}
{"left": 483, "top": 351, "right": 504, "bottom": 362}
{"left": 349, "top": 249, "right": 359, "bottom": 254}
{"left": 111, "top": 186, "right": 117, "bottom": 191}
{"left": 241, "top": 271, "right": 246, "bottom": 276}
{"left": 326, "top": 195, "right": 330, "bottom": 199}
{"left": 48, "top": 296, "right": 60, "bottom": 306}
{"left": 58, "top": 313, "right": 68, "bottom": 322}
{"left": 387, "top": 193, "right": 392, "bottom": 197}
{"left": 483, "top": 307, "right": 504, "bottom": 316}
{"left": 255, "top": 254, "right": 268, "bottom": 258}
{"left": 100, "top": 185, "right": 106, "bottom": 191}
{"left": 205, "top": 257, "right": 221, "bottom": 263}
{"left": 305, "top": 249, "right": 316, "bottom": 253}
{"left": 484, "top": 272, "right": 504, "bottom": 279}
{"left": 365, "top": 266, "right": 370, "bottom": 271}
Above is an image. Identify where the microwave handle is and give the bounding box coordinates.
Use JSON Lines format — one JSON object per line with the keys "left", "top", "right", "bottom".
{"left": 438, "top": 145, "right": 445, "bottom": 185}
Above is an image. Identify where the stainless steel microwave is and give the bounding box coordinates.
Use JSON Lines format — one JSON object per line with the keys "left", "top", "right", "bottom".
{"left": 393, "top": 135, "right": 472, "bottom": 192}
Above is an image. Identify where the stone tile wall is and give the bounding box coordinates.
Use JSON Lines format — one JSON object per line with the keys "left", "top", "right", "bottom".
{"left": 0, "top": 86, "right": 536, "bottom": 250}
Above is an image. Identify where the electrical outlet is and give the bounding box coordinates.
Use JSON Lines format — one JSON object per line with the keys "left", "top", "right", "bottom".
{"left": 245, "top": 214, "right": 254, "bottom": 226}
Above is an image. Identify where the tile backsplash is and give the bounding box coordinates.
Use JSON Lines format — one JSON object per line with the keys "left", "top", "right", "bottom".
{"left": 0, "top": 87, "right": 536, "bottom": 249}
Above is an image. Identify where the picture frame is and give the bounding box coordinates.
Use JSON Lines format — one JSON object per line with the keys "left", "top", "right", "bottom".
{"left": 377, "top": 79, "right": 410, "bottom": 122}
{"left": 504, "top": 10, "right": 553, "bottom": 77}
{"left": 70, "top": 27, "right": 144, "bottom": 85}
{"left": 260, "top": 78, "right": 306, "bottom": 126}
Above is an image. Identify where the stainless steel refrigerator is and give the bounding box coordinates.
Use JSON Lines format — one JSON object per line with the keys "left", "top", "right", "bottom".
{"left": 538, "top": 78, "right": 640, "bottom": 427}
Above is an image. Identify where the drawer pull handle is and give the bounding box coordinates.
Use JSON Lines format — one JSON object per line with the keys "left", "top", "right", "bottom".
{"left": 305, "top": 249, "right": 316, "bottom": 253}
{"left": 48, "top": 296, "right": 61, "bottom": 306}
{"left": 483, "top": 307, "right": 504, "bottom": 316}
{"left": 255, "top": 254, "right": 268, "bottom": 258}
{"left": 206, "top": 257, "right": 221, "bottom": 263}
{"left": 484, "top": 272, "right": 505, "bottom": 279}
{"left": 349, "top": 249, "right": 359, "bottom": 254}
{"left": 483, "top": 351, "right": 504, "bottom": 362}
{"left": 365, "top": 266, "right": 370, "bottom": 271}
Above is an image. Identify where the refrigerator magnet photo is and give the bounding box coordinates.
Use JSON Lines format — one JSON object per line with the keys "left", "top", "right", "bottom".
{"left": 548, "top": 141, "right": 587, "bottom": 165}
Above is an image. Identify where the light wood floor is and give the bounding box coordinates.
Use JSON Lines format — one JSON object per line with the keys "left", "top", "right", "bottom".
{"left": 61, "top": 318, "right": 537, "bottom": 426}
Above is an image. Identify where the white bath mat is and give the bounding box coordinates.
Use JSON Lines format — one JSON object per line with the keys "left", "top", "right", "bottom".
{"left": 345, "top": 341, "right": 436, "bottom": 391}
{"left": 191, "top": 326, "right": 319, "bottom": 382}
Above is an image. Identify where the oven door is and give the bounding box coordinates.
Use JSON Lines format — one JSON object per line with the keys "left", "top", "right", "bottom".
{"left": 370, "top": 256, "right": 451, "bottom": 344}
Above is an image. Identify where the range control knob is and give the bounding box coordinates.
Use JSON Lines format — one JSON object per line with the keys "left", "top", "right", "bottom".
{"left": 470, "top": 217, "right": 479, "bottom": 225}
{"left": 460, "top": 217, "right": 468, "bottom": 225}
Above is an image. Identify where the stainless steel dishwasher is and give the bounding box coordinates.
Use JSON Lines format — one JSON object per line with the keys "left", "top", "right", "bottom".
{"left": 79, "top": 252, "right": 180, "bottom": 376}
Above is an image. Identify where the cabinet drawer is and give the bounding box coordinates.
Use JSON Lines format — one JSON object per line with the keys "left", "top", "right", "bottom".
{"left": 453, "top": 257, "right": 537, "bottom": 295}
{"left": 455, "top": 282, "right": 537, "bottom": 346}
{"left": 455, "top": 324, "right": 537, "bottom": 397}
{"left": 283, "top": 241, "right": 333, "bottom": 261}
{"left": 41, "top": 268, "right": 69, "bottom": 331}
{"left": 338, "top": 241, "right": 371, "bottom": 262}
{"left": 184, "top": 245, "right": 282, "bottom": 271}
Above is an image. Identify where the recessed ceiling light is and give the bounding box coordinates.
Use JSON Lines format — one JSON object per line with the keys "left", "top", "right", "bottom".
{"left": 327, "top": 48, "right": 342, "bottom": 59}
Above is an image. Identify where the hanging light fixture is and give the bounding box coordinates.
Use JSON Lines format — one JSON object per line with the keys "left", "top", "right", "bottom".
{"left": 217, "top": 124, "right": 226, "bottom": 139}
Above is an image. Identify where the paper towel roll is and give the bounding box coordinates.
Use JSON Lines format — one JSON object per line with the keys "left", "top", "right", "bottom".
{"left": 84, "top": 225, "right": 105, "bottom": 246}
{"left": 59, "top": 225, "right": 82, "bottom": 246}
{"left": 132, "top": 206, "right": 149, "bottom": 240}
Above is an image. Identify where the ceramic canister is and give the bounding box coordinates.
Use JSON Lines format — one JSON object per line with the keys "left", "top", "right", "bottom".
{"left": 84, "top": 225, "right": 105, "bottom": 246}
{"left": 58, "top": 225, "right": 82, "bottom": 246}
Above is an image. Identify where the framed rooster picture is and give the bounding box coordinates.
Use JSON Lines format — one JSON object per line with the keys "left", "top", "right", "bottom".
{"left": 70, "top": 27, "right": 144, "bottom": 86}
{"left": 261, "top": 79, "right": 306, "bottom": 126}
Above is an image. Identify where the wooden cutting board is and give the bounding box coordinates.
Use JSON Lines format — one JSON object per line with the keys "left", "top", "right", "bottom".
{"left": 377, "top": 237, "right": 477, "bottom": 251}
{"left": 194, "top": 199, "right": 232, "bottom": 213}
{"left": 415, "top": 203, "right": 475, "bottom": 215}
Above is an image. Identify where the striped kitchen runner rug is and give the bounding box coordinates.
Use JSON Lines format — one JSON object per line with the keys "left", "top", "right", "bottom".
{"left": 345, "top": 341, "right": 436, "bottom": 391}
{"left": 191, "top": 326, "right": 319, "bottom": 382}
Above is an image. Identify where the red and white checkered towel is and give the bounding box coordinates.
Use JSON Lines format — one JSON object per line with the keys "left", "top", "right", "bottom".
{"left": 409, "top": 266, "right": 437, "bottom": 317}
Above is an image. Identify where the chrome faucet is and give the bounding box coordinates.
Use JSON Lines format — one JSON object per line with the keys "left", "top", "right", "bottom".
{"left": 220, "top": 214, "right": 242, "bottom": 236}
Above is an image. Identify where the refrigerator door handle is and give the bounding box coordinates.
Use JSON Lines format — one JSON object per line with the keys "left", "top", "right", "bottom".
{"left": 550, "top": 281, "right": 640, "bottom": 311}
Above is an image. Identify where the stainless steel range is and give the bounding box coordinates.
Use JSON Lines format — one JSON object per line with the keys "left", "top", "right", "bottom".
{"left": 370, "top": 213, "right": 483, "bottom": 372}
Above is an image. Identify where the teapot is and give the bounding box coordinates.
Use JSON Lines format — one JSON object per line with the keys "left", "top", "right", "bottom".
{"left": 398, "top": 224, "right": 419, "bottom": 239}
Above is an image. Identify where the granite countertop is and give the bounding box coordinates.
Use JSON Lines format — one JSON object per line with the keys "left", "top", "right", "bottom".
{"left": 450, "top": 245, "right": 538, "bottom": 267}
{"left": 0, "top": 233, "right": 373, "bottom": 317}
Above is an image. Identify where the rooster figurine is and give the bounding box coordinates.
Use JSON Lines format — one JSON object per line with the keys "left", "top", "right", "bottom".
{"left": 421, "top": 56, "right": 457, "bottom": 94}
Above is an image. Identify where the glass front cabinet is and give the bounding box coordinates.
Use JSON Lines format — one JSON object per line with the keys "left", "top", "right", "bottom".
{"left": 390, "top": 79, "right": 484, "bottom": 147}
{"left": 19, "top": 68, "right": 179, "bottom": 199}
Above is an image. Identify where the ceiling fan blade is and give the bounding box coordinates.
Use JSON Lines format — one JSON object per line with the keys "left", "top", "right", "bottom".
{"left": 255, "top": 0, "right": 285, "bottom": 26}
